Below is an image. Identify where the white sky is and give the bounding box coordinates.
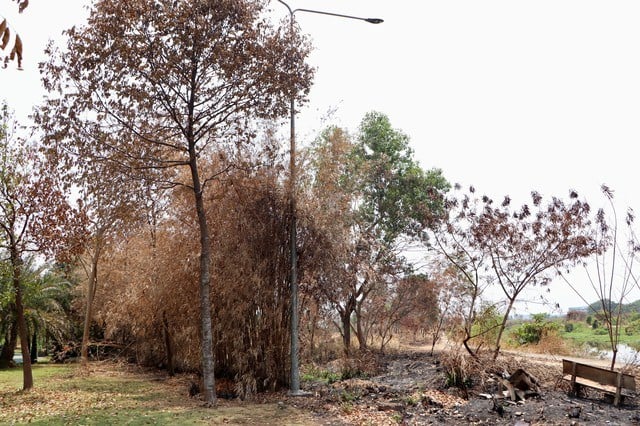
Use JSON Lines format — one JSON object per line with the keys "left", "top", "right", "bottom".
{"left": 2, "top": 1, "right": 640, "bottom": 314}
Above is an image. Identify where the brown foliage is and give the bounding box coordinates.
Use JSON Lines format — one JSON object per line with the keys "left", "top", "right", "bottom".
{"left": 361, "top": 274, "right": 438, "bottom": 351}
{"left": 566, "top": 309, "right": 587, "bottom": 322}
{"left": 94, "top": 157, "right": 299, "bottom": 396}
{"left": 0, "top": 106, "right": 86, "bottom": 263}
{"left": 39, "top": 0, "right": 314, "bottom": 405}
{"left": 0, "top": 105, "right": 85, "bottom": 391}
{"left": 433, "top": 186, "right": 599, "bottom": 359}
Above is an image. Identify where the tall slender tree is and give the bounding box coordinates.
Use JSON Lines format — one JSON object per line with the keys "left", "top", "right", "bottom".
{"left": 560, "top": 185, "right": 638, "bottom": 370}
{"left": 38, "top": 0, "right": 313, "bottom": 405}
{"left": 78, "top": 161, "right": 142, "bottom": 367}
{"left": 0, "top": 103, "right": 84, "bottom": 389}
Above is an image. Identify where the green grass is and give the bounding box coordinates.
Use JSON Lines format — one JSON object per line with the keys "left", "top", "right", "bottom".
{"left": 0, "top": 362, "right": 73, "bottom": 389}
{"left": 300, "top": 366, "right": 340, "bottom": 384}
{"left": 0, "top": 362, "right": 319, "bottom": 425}
{"left": 559, "top": 321, "right": 640, "bottom": 350}
{"left": 503, "top": 319, "right": 640, "bottom": 356}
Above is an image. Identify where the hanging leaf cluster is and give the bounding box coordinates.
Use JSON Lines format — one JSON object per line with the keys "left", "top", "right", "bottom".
{"left": 1, "top": 1, "right": 28, "bottom": 69}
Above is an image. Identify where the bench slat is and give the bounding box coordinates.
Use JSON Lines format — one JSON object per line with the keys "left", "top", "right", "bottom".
{"left": 562, "top": 359, "right": 636, "bottom": 406}
{"left": 562, "top": 374, "right": 635, "bottom": 397}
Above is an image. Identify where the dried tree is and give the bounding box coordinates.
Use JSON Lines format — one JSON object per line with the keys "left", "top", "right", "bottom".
{"left": 77, "top": 162, "right": 143, "bottom": 367}
{"left": 478, "top": 190, "right": 598, "bottom": 359}
{"left": 362, "top": 274, "right": 437, "bottom": 352}
{"left": 432, "top": 185, "right": 599, "bottom": 359}
{"left": 94, "top": 149, "right": 299, "bottom": 396}
{"left": 38, "top": 0, "right": 313, "bottom": 405}
{"left": 0, "top": 103, "right": 84, "bottom": 390}
{"left": 425, "top": 265, "right": 465, "bottom": 355}
{"left": 303, "top": 126, "right": 358, "bottom": 353}
{"left": 560, "top": 185, "right": 638, "bottom": 370}
{"left": 430, "top": 186, "right": 494, "bottom": 357}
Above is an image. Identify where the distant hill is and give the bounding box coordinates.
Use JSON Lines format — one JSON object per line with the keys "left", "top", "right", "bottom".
{"left": 570, "top": 299, "right": 640, "bottom": 314}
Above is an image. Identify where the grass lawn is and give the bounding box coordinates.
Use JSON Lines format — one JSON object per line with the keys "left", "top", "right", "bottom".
{"left": 0, "top": 361, "right": 320, "bottom": 425}
{"left": 558, "top": 321, "right": 640, "bottom": 350}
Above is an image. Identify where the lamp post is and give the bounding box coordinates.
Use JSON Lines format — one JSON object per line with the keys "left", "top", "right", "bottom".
{"left": 275, "top": 0, "right": 383, "bottom": 396}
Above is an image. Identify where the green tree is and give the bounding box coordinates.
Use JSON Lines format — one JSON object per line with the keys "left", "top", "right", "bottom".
{"left": 469, "top": 304, "right": 502, "bottom": 351}
{"left": 38, "top": 0, "right": 313, "bottom": 405}
{"left": 0, "top": 258, "right": 17, "bottom": 367}
{"left": 13, "top": 259, "right": 76, "bottom": 364}
{"left": 350, "top": 112, "right": 449, "bottom": 349}
{"left": 306, "top": 113, "right": 449, "bottom": 353}
{"left": 353, "top": 111, "right": 449, "bottom": 242}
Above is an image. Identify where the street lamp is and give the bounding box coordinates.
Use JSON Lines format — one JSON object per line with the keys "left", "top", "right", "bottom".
{"left": 275, "top": 0, "right": 383, "bottom": 396}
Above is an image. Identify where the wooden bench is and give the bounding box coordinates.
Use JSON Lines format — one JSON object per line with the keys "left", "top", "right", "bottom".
{"left": 562, "top": 359, "right": 636, "bottom": 407}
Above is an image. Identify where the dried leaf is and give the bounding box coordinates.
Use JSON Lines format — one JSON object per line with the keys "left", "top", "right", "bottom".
{"left": 18, "top": 0, "right": 30, "bottom": 13}
{"left": 10, "top": 34, "right": 23, "bottom": 69}
{"left": 1, "top": 25, "right": 9, "bottom": 50}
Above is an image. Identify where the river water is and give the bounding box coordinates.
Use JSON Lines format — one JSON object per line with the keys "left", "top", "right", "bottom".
{"left": 589, "top": 343, "right": 640, "bottom": 365}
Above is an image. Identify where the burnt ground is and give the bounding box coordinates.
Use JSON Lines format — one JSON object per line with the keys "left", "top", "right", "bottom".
{"left": 268, "top": 346, "right": 640, "bottom": 425}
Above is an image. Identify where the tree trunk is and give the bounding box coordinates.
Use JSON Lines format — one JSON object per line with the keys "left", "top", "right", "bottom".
{"left": 610, "top": 349, "right": 618, "bottom": 371}
{"left": 430, "top": 316, "right": 446, "bottom": 356}
{"left": 354, "top": 303, "right": 367, "bottom": 351}
{"left": 185, "top": 55, "right": 216, "bottom": 406}
{"left": 30, "top": 330, "right": 37, "bottom": 364}
{"left": 340, "top": 309, "right": 352, "bottom": 355}
{"left": 81, "top": 238, "right": 101, "bottom": 367}
{"left": 12, "top": 254, "right": 33, "bottom": 390}
{"left": 0, "top": 319, "right": 18, "bottom": 368}
{"left": 307, "top": 309, "right": 317, "bottom": 360}
{"left": 462, "top": 335, "right": 477, "bottom": 358}
{"left": 493, "top": 297, "right": 517, "bottom": 360}
{"left": 189, "top": 155, "right": 216, "bottom": 406}
{"left": 163, "top": 312, "right": 175, "bottom": 377}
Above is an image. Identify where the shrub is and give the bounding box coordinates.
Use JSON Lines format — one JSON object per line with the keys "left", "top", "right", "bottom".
{"left": 440, "top": 351, "right": 475, "bottom": 395}
{"left": 511, "top": 313, "right": 559, "bottom": 345}
{"left": 301, "top": 366, "right": 340, "bottom": 384}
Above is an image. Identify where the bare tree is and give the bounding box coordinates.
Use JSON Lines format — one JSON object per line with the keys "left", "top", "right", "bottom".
{"left": 431, "top": 185, "right": 599, "bottom": 359}
{"left": 430, "top": 186, "right": 493, "bottom": 357}
{"left": 560, "top": 185, "right": 638, "bottom": 370}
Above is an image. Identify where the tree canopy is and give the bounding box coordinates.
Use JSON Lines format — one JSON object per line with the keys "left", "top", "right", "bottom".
{"left": 304, "top": 112, "right": 450, "bottom": 353}
{"left": 431, "top": 185, "right": 599, "bottom": 358}
{"left": 38, "top": 0, "right": 314, "bottom": 405}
